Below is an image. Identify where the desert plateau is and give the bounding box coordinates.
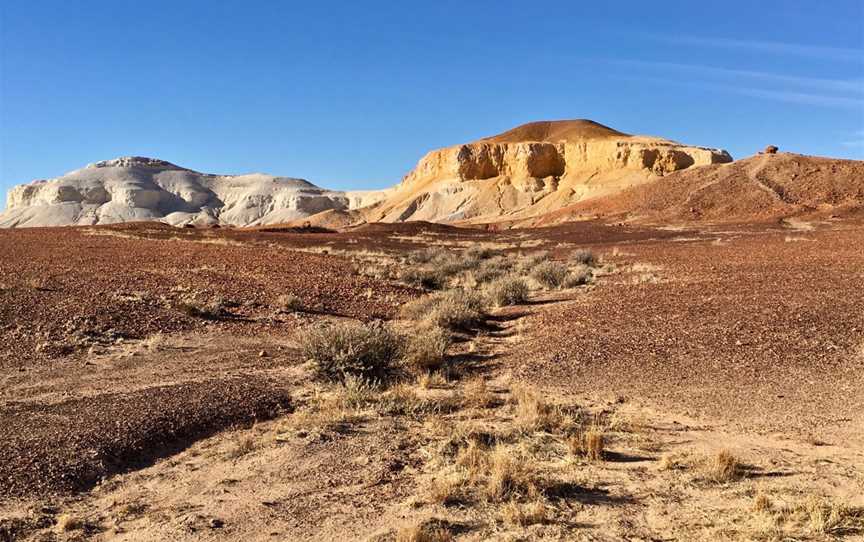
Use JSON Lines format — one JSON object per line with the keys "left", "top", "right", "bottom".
{"left": 2, "top": 3, "right": 863, "bottom": 540}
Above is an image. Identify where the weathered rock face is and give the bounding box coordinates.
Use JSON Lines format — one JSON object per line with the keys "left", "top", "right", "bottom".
{"left": 367, "top": 120, "right": 732, "bottom": 223}
{"left": 1, "top": 157, "right": 387, "bottom": 228}
{"left": 1, "top": 120, "right": 735, "bottom": 228}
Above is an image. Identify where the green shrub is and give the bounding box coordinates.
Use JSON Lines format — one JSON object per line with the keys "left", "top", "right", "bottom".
{"left": 300, "top": 321, "right": 402, "bottom": 382}
{"left": 487, "top": 276, "right": 529, "bottom": 307}
{"left": 531, "top": 261, "right": 569, "bottom": 289}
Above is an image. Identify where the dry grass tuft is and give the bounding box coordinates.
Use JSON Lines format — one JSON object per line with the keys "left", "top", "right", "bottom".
{"left": 55, "top": 513, "right": 83, "bottom": 532}
{"left": 403, "top": 324, "right": 451, "bottom": 374}
{"left": 461, "top": 377, "right": 498, "bottom": 409}
{"left": 396, "top": 518, "right": 455, "bottom": 542}
{"left": 426, "top": 469, "right": 471, "bottom": 506}
{"left": 228, "top": 435, "right": 257, "bottom": 459}
{"left": 751, "top": 496, "right": 864, "bottom": 538}
{"left": 484, "top": 446, "right": 540, "bottom": 502}
{"left": 276, "top": 293, "right": 303, "bottom": 312}
{"left": 700, "top": 449, "right": 744, "bottom": 483}
{"left": 500, "top": 498, "right": 549, "bottom": 526}
{"left": 567, "top": 428, "right": 605, "bottom": 461}
{"left": 803, "top": 498, "right": 864, "bottom": 535}
{"left": 511, "top": 385, "right": 574, "bottom": 433}
{"left": 531, "top": 261, "right": 570, "bottom": 289}
{"left": 417, "top": 371, "right": 448, "bottom": 389}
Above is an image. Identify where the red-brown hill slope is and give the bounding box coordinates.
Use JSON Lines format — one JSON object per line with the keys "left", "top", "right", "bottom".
{"left": 537, "top": 152, "right": 864, "bottom": 224}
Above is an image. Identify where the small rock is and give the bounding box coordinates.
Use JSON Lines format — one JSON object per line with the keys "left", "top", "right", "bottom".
{"left": 258, "top": 350, "right": 268, "bottom": 358}
{"left": 764, "top": 145, "right": 778, "bottom": 154}
{"left": 209, "top": 518, "right": 224, "bottom": 529}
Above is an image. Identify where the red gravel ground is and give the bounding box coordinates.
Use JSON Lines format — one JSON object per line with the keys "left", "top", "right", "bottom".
{"left": 507, "top": 224, "right": 864, "bottom": 439}
{"left": 1, "top": 218, "right": 862, "bottom": 504}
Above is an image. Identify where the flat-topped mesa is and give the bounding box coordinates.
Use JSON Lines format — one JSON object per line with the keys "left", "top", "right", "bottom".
{"left": 400, "top": 120, "right": 732, "bottom": 187}
{"left": 375, "top": 120, "right": 732, "bottom": 223}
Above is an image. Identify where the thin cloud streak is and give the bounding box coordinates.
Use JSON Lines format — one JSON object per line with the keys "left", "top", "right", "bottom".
{"left": 654, "top": 35, "right": 864, "bottom": 62}
{"left": 609, "top": 60, "right": 864, "bottom": 94}
{"left": 611, "top": 74, "right": 864, "bottom": 109}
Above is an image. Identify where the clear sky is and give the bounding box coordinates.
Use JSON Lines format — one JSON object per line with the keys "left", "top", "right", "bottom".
{"left": 1, "top": 0, "right": 862, "bottom": 200}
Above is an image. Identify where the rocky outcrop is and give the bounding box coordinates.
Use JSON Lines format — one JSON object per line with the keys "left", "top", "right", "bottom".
{"left": 1, "top": 157, "right": 387, "bottom": 228}
{"left": 1, "top": 120, "right": 736, "bottom": 229}
{"left": 366, "top": 120, "right": 732, "bottom": 224}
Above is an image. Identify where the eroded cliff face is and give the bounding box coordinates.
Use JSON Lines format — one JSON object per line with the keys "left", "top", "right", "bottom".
{"left": 403, "top": 139, "right": 728, "bottom": 185}
{"left": 368, "top": 123, "right": 732, "bottom": 223}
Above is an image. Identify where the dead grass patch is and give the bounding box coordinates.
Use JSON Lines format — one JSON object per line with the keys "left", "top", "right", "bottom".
{"left": 483, "top": 446, "right": 540, "bottom": 502}
{"left": 511, "top": 385, "right": 576, "bottom": 433}
{"left": 403, "top": 324, "right": 451, "bottom": 374}
{"left": 228, "top": 435, "right": 257, "bottom": 459}
{"left": 500, "top": 498, "right": 548, "bottom": 526}
{"left": 276, "top": 293, "right": 303, "bottom": 312}
{"left": 567, "top": 427, "right": 605, "bottom": 461}
{"left": 461, "top": 377, "right": 498, "bottom": 409}
{"left": 54, "top": 513, "right": 83, "bottom": 533}
{"left": 396, "top": 518, "right": 455, "bottom": 542}
{"left": 699, "top": 449, "right": 744, "bottom": 483}
{"left": 750, "top": 496, "right": 864, "bottom": 538}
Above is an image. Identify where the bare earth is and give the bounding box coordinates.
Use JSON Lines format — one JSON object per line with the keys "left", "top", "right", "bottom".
{"left": 1, "top": 218, "right": 863, "bottom": 541}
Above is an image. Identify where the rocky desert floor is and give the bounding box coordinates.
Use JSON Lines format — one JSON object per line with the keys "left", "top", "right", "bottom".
{"left": 1, "top": 218, "right": 863, "bottom": 541}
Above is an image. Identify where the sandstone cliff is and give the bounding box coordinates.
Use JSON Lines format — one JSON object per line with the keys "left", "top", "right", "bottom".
{"left": 364, "top": 120, "right": 732, "bottom": 224}
{"left": 0, "top": 157, "right": 387, "bottom": 228}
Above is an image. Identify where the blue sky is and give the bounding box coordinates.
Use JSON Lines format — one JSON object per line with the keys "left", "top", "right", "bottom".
{"left": 1, "top": 0, "right": 862, "bottom": 199}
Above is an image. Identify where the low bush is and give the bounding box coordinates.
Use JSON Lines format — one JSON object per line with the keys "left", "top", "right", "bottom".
{"left": 403, "top": 324, "right": 451, "bottom": 373}
{"left": 428, "top": 290, "right": 485, "bottom": 330}
{"left": 486, "top": 276, "right": 529, "bottom": 307}
{"left": 299, "top": 321, "right": 402, "bottom": 382}
{"left": 531, "top": 261, "right": 569, "bottom": 289}
{"left": 571, "top": 248, "right": 595, "bottom": 266}
{"left": 400, "top": 267, "right": 446, "bottom": 290}
{"left": 401, "top": 289, "right": 484, "bottom": 330}
{"left": 563, "top": 265, "right": 592, "bottom": 288}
